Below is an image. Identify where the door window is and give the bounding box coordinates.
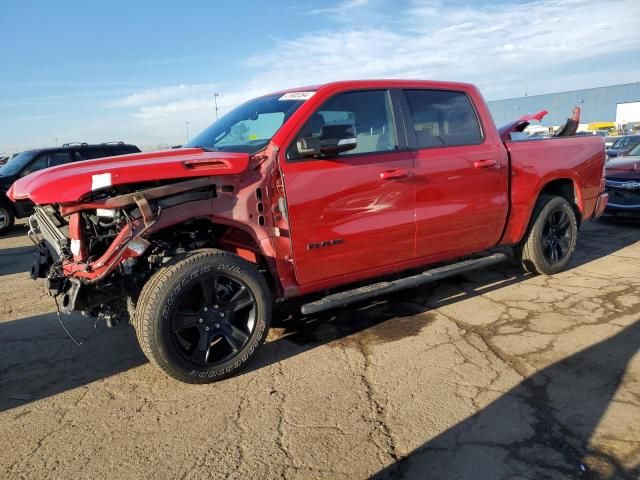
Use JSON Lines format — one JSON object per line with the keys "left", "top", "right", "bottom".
{"left": 79, "top": 149, "right": 107, "bottom": 159}
{"left": 46, "top": 152, "right": 71, "bottom": 167}
{"left": 404, "top": 90, "right": 483, "bottom": 148}
{"left": 21, "top": 152, "right": 70, "bottom": 176}
{"left": 289, "top": 90, "right": 396, "bottom": 160}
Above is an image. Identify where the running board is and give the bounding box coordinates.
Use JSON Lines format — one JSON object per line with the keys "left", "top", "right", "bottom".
{"left": 300, "top": 253, "right": 508, "bottom": 315}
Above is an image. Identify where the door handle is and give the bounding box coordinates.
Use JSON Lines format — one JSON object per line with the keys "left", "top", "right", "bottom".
{"left": 473, "top": 159, "right": 498, "bottom": 169}
{"left": 380, "top": 169, "right": 409, "bottom": 180}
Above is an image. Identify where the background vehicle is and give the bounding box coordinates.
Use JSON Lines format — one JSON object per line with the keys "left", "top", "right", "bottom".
{"left": 0, "top": 142, "right": 140, "bottom": 235}
{"left": 606, "top": 135, "right": 640, "bottom": 158}
{"left": 10, "top": 80, "right": 607, "bottom": 383}
{"left": 605, "top": 143, "right": 640, "bottom": 214}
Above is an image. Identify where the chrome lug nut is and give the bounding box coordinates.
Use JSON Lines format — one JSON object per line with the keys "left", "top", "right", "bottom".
{"left": 199, "top": 318, "right": 204, "bottom": 323}
{"left": 205, "top": 326, "right": 210, "bottom": 331}
{"left": 203, "top": 307, "right": 208, "bottom": 312}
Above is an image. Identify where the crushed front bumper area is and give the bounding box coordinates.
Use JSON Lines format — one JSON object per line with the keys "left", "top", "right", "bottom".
{"left": 29, "top": 206, "right": 69, "bottom": 262}
{"left": 27, "top": 207, "right": 83, "bottom": 314}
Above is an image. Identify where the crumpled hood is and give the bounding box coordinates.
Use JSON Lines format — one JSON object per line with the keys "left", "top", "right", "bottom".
{"left": 8, "top": 148, "right": 250, "bottom": 205}
{"left": 605, "top": 155, "right": 640, "bottom": 179}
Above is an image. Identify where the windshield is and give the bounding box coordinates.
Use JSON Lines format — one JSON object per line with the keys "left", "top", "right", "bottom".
{"left": 0, "top": 150, "right": 37, "bottom": 176}
{"left": 612, "top": 136, "right": 639, "bottom": 149}
{"left": 627, "top": 144, "right": 640, "bottom": 156}
{"left": 184, "top": 92, "right": 309, "bottom": 154}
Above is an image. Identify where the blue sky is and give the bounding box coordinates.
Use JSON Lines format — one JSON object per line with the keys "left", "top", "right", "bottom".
{"left": 1, "top": 0, "right": 639, "bottom": 151}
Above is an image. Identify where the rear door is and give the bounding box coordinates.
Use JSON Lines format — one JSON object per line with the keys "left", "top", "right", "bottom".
{"left": 401, "top": 89, "right": 508, "bottom": 259}
{"left": 281, "top": 89, "right": 415, "bottom": 286}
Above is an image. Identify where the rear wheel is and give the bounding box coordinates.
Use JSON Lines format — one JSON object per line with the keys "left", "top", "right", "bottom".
{"left": 516, "top": 196, "right": 578, "bottom": 275}
{"left": 0, "top": 200, "right": 15, "bottom": 236}
{"left": 134, "top": 249, "right": 271, "bottom": 383}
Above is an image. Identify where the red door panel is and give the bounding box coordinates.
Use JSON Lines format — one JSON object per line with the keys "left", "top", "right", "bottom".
{"left": 282, "top": 152, "right": 415, "bottom": 286}
{"left": 413, "top": 143, "right": 508, "bottom": 259}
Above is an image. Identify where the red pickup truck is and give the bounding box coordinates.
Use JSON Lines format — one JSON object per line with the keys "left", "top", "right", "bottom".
{"left": 10, "top": 80, "right": 608, "bottom": 383}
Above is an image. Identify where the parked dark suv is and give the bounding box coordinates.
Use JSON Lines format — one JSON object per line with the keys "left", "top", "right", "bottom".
{"left": 0, "top": 142, "right": 140, "bottom": 235}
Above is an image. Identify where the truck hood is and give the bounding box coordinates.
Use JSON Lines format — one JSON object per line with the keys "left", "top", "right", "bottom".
{"left": 8, "top": 148, "right": 250, "bottom": 205}
{"left": 605, "top": 155, "right": 640, "bottom": 179}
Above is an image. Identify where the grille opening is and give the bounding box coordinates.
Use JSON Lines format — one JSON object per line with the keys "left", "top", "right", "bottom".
{"left": 258, "top": 215, "right": 265, "bottom": 226}
{"left": 221, "top": 185, "right": 235, "bottom": 193}
{"left": 257, "top": 202, "right": 264, "bottom": 213}
{"left": 256, "top": 188, "right": 263, "bottom": 200}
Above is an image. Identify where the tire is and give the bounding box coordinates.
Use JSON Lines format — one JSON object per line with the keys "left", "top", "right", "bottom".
{"left": 0, "top": 200, "right": 15, "bottom": 236}
{"left": 516, "top": 195, "right": 578, "bottom": 275}
{"left": 134, "top": 249, "right": 272, "bottom": 383}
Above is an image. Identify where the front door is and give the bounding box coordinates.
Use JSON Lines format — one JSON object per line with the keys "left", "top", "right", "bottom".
{"left": 280, "top": 89, "right": 415, "bottom": 286}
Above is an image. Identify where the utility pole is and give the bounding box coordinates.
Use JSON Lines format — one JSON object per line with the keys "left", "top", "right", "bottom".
{"left": 213, "top": 92, "right": 220, "bottom": 120}
{"left": 185, "top": 121, "right": 190, "bottom": 142}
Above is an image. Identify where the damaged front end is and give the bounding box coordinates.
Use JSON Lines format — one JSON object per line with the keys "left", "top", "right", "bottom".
{"left": 28, "top": 177, "right": 219, "bottom": 326}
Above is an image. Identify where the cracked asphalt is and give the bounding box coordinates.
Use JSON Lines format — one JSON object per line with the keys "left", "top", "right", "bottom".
{"left": 1, "top": 218, "right": 639, "bottom": 480}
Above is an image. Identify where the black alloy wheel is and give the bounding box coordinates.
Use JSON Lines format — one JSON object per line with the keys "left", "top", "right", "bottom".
{"left": 516, "top": 195, "right": 578, "bottom": 275}
{"left": 170, "top": 273, "right": 256, "bottom": 367}
{"left": 541, "top": 208, "right": 573, "bottom": 265}
{"left": 134, "top": 249, "right": 272, "bottom": 383}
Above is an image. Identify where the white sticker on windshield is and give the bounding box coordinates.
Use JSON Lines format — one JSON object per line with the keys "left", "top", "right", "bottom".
{"left": 279, "top": 91, "right": 315, "bottom": 101}
{"left": 91, "top": 172, "right": 112, "bottom": 191}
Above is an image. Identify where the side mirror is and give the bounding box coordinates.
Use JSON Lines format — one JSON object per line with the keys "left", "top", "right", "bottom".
{"left": 297, "top": 123, "right": 357, "bottom": 158}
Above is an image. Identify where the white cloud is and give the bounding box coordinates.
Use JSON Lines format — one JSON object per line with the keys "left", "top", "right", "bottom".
{"left": 308, "top": 0, "right": 371, "bottom": 16}
{"left": 6, "top": 0, "right": 639, "bottom": 150}
{"left": 107, "top": 84, "right": 218, "bottom": 108}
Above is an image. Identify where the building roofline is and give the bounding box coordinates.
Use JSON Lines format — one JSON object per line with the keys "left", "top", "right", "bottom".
{"left": 491, "top": 81, "right": 640, "bottom": 102}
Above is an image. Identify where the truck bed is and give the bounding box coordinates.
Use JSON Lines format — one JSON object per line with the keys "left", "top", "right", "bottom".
{"left": 501, "top": 135, "right": 605, "bottom": 245}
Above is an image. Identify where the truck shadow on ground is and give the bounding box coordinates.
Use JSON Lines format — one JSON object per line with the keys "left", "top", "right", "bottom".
{"left": 0, "top": 245, "right": 37, "bottom": 276}
{"left": 254, "top": 217, "right": 640, "bottom": 369}
{"left": 0, "top": 218, "right": 638, "bottom": 420}
{"left": 0, "top": 314, "right": 146, "bottom": 412}
{"left": 369, "top": 320, "right": 640, "bottom": 480}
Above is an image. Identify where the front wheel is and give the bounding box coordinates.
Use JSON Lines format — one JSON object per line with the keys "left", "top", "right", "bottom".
{"left": 515, "top": 196, "right": 578, "bottom": 275}
{"left": 134, "top": 249, "right": 272, "bottom": 383}
{"left": 0, "top": 200, "right": 15, "bottom": 236}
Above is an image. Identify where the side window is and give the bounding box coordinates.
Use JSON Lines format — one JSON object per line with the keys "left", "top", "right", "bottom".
{"left": 22, "top": 152, "right": 70, "bottom": 176}
{"left": 21, "top": 155, "right": 48, "bottom": 176}
{"left": 81, "top": 149, "right": 107, "bottom": 159}
{"left": 71, "top": 151, "right": 86, "bottom": 162}
{"left": 289, "top": 90, "right": 396, "bottom": 160}
{"left": 404, "top": 89, "right": 482, "bottom": 148}
{"left": 46, "top": 152, "right": 71, "bottom": 167}
{"left": 112, "top": 146, "right": 140, "bottom": 155}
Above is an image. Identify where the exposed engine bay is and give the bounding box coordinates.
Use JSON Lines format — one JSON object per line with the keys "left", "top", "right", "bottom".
{"left": 28, "top": 178, "right": 224, "bottom": 327}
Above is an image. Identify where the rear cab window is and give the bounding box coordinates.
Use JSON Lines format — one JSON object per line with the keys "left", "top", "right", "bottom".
{"left": 404, "top": 89, "right": 483, "bottom": 148}
{"left": 288, "top": 89, "right": 397, "bottom": 160}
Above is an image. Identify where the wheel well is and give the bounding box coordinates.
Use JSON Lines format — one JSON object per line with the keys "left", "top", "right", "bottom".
{"left": 146, "top": 218, "right": 278, "bottom": 292}
{"left": 0, "top": 194, "right": 15, "bottom": 214}
{"left": 538, "top": 179, "right": 581, "bottom": 225}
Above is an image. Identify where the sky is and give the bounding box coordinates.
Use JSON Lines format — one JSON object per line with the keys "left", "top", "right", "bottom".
{"left": 1, "top": 0, "right": 639, "bottom": 152}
